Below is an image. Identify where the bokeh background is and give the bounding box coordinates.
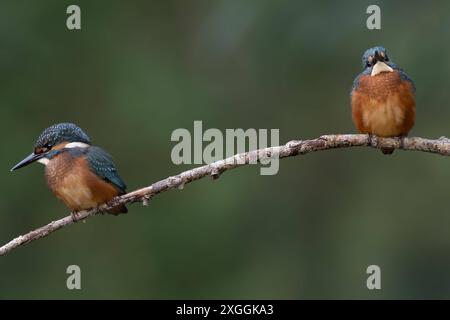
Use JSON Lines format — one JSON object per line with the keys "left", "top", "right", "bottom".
{"left": 1, "top": 0, "right": 450, "bottom": 299}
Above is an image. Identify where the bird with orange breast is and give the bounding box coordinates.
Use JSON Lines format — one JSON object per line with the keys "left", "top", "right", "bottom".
{"left": 351, "top": 46, "right": 416, "bottom": 154}
{"left": 11, "top": 123, "right": 127, "bottom": 220}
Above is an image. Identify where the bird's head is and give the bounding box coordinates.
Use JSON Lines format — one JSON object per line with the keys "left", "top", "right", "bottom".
{"left": 11, "top": 123, "right": 91, "bottom": 171}
{"left": 362, "top": 46, "right": 394, "bottom": 76}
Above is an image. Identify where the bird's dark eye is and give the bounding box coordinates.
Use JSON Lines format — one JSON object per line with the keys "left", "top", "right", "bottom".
{"left": 38, "top": 144, "right": 52, "bottom": 153}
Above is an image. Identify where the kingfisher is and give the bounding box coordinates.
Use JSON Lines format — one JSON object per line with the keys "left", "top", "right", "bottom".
{"left": 351, "top": 46, "right": 416, "bottom": 154}
{"left": 11, "top": 123, "right": 127, "bottom": 220}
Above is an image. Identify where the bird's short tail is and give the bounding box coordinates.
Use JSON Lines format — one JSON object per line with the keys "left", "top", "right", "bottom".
{"left": 107, "top": 204, "right": 128, "bottom": 215}
{"left": 381, "top": 147, "right": 394, "bottom": 155}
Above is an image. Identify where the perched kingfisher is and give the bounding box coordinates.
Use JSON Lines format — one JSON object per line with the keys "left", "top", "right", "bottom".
{"left": 351, "top": 46, "right": 416, "bottom": 154}
{"left": 11, "top": 123, "right": 127, "bottom": 219}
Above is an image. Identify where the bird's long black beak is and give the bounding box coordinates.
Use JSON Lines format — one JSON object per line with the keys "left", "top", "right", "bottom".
{"left": 10, "top": 152, "right": 44, "bottom": 172}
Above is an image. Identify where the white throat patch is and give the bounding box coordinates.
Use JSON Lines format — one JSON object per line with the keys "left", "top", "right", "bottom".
{"left": 371, "top": 61, "right": 394, "bottom": 76}
{"left": 65, "top": 142, "right": 90, "bottom": 149}
{"left": 37, "top": 158, "right": 50, "bottom": 166}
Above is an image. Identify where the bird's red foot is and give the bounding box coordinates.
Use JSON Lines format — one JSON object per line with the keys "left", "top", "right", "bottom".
{"left": 71, "top": 211, "right": 82, "bottom": 222}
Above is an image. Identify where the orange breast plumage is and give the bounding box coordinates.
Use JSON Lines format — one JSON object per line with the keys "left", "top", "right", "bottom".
{"left": 45, "top": 151, "right": 121, "bottom": 212}
{"left": 351, "top": 70, "right": 415, "bottom": 137}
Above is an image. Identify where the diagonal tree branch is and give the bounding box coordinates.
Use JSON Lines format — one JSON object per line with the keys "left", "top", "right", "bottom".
{"left": 2, "top": 133, "right": 450, "bottom": 256}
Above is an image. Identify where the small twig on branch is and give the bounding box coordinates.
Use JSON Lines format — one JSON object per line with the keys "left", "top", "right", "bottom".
{"left": 1, "top": 134, "right": 450, "bottom": 256}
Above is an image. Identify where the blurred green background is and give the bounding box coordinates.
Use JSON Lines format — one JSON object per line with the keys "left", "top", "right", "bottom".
{"left": 1, "top": 0, "right": 450, "bottom": 299}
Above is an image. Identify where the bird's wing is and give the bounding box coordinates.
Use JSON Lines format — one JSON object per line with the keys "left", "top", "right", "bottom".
{"left": 351, "top": 68, "right": 371, "bottom": 95}
{"left": 82, "top": 146, "right": 127, "bottom": 194}
{"left": 351, "top": 73, "right": 362, "bottom": 93}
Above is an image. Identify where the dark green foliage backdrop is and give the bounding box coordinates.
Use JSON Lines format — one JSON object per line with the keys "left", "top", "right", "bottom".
{"left": 1, "top": 0, "right": 450, "bottom": 299}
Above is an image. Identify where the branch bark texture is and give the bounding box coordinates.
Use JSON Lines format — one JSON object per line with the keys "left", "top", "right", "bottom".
{"left": 1, "top": 134, "right": 450, "bottom": 256}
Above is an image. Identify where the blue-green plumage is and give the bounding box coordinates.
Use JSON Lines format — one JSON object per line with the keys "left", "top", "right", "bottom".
{"left": 84, "top": 147, "right": 127, "bottom": 194}
{"left": 35, "top": 123, "right": 91, "bottom": 149}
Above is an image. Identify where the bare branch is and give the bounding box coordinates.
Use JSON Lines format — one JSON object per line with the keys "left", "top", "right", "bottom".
{"left": 2, "top": 134, "right": 450, "bottom": 256}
